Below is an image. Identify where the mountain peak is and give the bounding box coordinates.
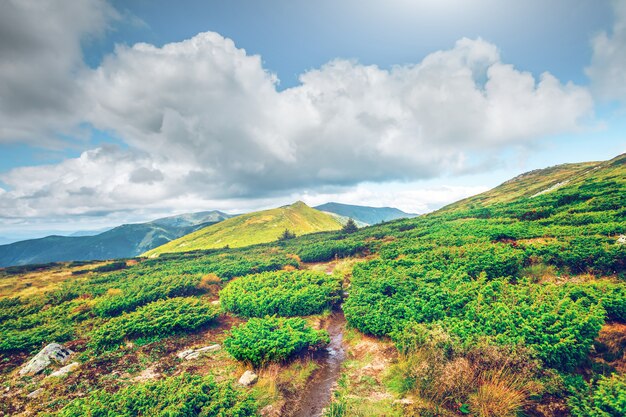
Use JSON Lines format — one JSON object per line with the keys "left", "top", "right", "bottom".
{"left": 289, "top": 201, "right": 309, "bottom": 208}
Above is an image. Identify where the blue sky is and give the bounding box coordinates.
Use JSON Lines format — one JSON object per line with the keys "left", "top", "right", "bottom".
{"left": 0, "top": 0, "right": 625, "bottom": 242}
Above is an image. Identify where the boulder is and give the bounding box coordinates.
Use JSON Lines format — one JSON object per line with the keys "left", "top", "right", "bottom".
{"left": 238, "top": 370, "right": 258, "bottom": 386}
{"left": 48, "top": 362, "right": 80, "bottom": 378}
{"left": 20, "top": 343, "right": 73, "bottom": 376}
{"left": 618, "top": 235, "right": 626, "bottom": 245}
{"left": 177, "top": 344, "right": 221, "bottom": 360}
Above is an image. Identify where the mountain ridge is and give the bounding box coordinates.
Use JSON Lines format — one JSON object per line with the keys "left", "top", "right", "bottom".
{"left": 314, "top": 202, "right": 418, "bottom": 225}
{"left": 0, "top": 210, "right": 232, "bottom": 267}
{"left": 143, "top": 201, "right": 343, "bottom": 257}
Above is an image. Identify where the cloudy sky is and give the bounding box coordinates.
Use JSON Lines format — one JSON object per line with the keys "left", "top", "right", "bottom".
{"left": 1, "top": 0, "right": 625, "bottom": 242}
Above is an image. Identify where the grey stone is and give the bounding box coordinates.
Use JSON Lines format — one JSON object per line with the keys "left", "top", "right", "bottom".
{"left": 238, "top": 370, "right": 258, "bottom": 386}
{"left": 27, "top": 388, "right": 43, "bottom": 399}
{"left": 195, "top": 344, "right": 221, "bottom": 353}
{"left": 176, "top": 349, "right": 194, "bottom": 359}
{"left": 20, "top": 343, "right": 73, "bottom": 376}
{"left": 178, "top": 344, "right": 221, "bottom": 360}
{"left": 48, "top": 362, "right": 80, "bottom": 378}
{"left": 184, "top": 351, "right": 201, "bottom": 360}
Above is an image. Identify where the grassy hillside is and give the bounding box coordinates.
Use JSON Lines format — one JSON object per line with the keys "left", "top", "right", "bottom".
{"left": 0, "top": 211, "right": 232, "bottom": 267}
{"left": 443, "top": 159, "right": 605, "bottom": 210}
{"left": 143, "top": 201, "right": 343, "bottom": 256}
{"left": 1, "top": 154, "right": 624, "bottom": 417}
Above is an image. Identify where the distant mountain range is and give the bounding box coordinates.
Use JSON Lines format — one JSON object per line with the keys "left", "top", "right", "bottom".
{"left": 143, "top": 201, "right": 343, "bottom": 257}
{"left": 0, "top": 211, "right": 232, "bottom": 267}
{"left": 315, "top": 202, "right": 418, "bottom": 225}
{"left": 0, "top": 202, "right": 416, "bottom": 267}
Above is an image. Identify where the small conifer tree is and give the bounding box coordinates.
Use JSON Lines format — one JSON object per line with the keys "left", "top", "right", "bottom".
{"left": 278, "top": 229, "right": 296, "bottom": 241}
{"left": 342, "top": 218, "right": 358, "bottom": 234}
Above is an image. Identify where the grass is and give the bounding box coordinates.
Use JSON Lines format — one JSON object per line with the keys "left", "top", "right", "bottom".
{"left": 442, "top": 159, "right": 608, "bottom": 210}
{"left": 0, "top": 261, "right": 109, "bottom": 298}
{"left": 143, "top": 201, "right": 343, "bottom": 256}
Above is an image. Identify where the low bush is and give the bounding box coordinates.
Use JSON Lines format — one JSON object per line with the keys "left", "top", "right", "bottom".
{"left": 224, "top": 316, "right": 329, "bottom": 367}
{"left": 90, "top": 297, "right": 218, "bottom": 350}
{"left": 569, "top": 373, "right": 626, "bottom": 417}
{"left": 93, "top": 261, "right": 127, "bottom": 273}
{"left": 297, "top": 239, "right": 366, "bottom": 262}
{"left": 56, "top": 374, "right": 257, "bottom": 417}
{"left": 93, "top": 274, "right": 203, "bottom": 317}
{"left": 220, "top": 270, "right": 341, "bottom": 317}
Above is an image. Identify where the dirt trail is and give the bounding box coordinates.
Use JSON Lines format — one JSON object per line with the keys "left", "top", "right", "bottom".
{"left": 290, "top": 311, "right": 346, "bottom": 417}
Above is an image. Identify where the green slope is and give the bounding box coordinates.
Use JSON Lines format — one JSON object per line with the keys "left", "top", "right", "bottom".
{"left": 441, "top": 157, "right": 620, "bottom": 211}
{"left": 143, "top": 201, "right": 343, "bottom": 256}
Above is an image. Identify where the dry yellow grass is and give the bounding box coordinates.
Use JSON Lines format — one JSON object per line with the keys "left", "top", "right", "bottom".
{"left": 0, "top": 262, "right": 108, "bottom": 298}
{"left": 469, "top": 369, "right": 528, "bottom": 417}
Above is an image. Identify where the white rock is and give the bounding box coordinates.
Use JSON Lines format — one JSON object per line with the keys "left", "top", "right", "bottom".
{"left": 178, "top": 344, "right": 221, "bottom": 360}
{"left": 238, "top": 370, "right": 258, "bottom": 386}
{"left": 184, "top": 351, "right": 202, "bottom": 360}
{"left": 393, "top": 398, "right": 414, "bottom": 406}
{"left": 48, "top": 362, "right": 80, "bottom": 378}
{"left": 196, "top": 344, "right": 221, "bottom": 353}
{"left": 176, "top": 349, "right": 194, "bottom": 359}
{"left": 20, "top": 343, "right": 73, "bottom": 376}
{"left": 27, "top": 388, "right": 43, "bottom": 399}
{"left": 617, "top": 235, "right": 626, "bottom": 245}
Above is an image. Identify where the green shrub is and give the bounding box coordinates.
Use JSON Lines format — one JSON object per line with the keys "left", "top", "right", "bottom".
{"left": 569, "top": 373, "right": 626, "bottom": 417}
{"left": 56, "top": 374, "right": 257, "bottom": 417}
{"left": 93, "top": 261, "right": 127, "bottom": 273}
{"left": 224, "top": 316, "right": 329, "bottom": 367}
{"left": 0, "top": 300, "right": 88, "bottom": 353}
{"left": 90, "top": 297, "right": 218, "bottom": 350}
{"left": 220, "top": 270, "right": 341, "bottom": 317}
{"left": 344, "top": 262, "right": 605, "bottom": 370}
{"left": 93, "top": 274, "right": 203, "bottom": 317}
{"left": 297, "top": 239, "right": 366, "bottom": 262}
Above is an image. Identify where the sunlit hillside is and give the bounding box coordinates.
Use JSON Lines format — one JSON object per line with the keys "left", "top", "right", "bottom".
{"left": 143, "top": 201, "right": 343, "bottom": 256}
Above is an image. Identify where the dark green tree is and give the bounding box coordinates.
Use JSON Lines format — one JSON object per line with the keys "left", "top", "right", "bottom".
{"left": 342, "top": 218, "right": 358, "bottom": 234}
{"left": 278, "top": 229, "right": 296, "bottom": 241}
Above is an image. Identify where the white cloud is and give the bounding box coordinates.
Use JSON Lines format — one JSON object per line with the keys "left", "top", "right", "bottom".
{"left": 586, "top": 0, "right": 626, "bottom": 102}
{"left": 0, "top": 23, "right": 594, "bottom": 223}
{"left": 81, "top": 34, "right": 591, "bottom": 195}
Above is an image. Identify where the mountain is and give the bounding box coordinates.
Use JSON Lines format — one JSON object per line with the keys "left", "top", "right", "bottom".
{"left": 69, "top": 227, "right": 112, "bottom": 237}
{"left": 0, "top": 211, "right": 232, "bottom": 267}
{"left": 314, "top": 202, "right": 418, "bottom": 225}
{"left": 144, "top": 201, "right": 343, "bottom": 257}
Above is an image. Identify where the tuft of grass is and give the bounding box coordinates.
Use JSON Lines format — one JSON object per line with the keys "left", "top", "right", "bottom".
{"left": 469, "top": 369, "right": 528, "bottom": 417}
{"left": 521, "top": 263, "right": 558, "bottom": 283}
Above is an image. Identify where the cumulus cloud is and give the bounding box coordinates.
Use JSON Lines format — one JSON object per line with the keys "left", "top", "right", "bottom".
{"left": 586, "top": 0, "right": 626, "bottom": 102}
{"left": 0, "top": 0, "right": 115, "bottom": 145}
{"left": 81, "top": 34, "right": 590, "bottom": 195}
{"left": 0, "top": 23, "right": 593, "bottom": 221}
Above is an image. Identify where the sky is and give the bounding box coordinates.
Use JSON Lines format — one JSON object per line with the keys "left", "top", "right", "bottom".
{"left": 0, "top": 0, "right": 625, "bottom": 243}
